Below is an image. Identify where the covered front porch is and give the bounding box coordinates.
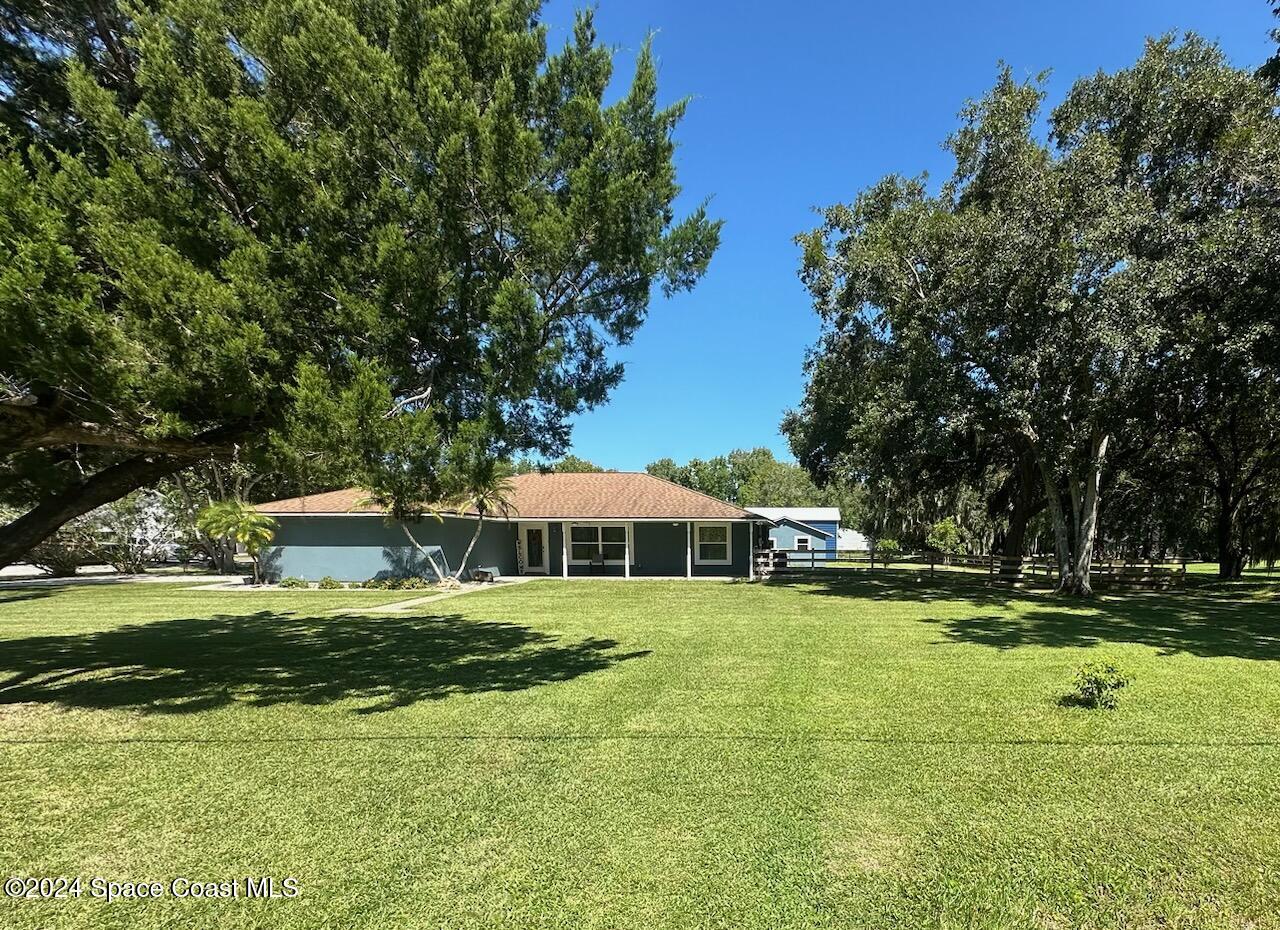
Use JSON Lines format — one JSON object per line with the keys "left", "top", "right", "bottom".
{"left": 514, "top": 520, "right": 761, "bottom": 579}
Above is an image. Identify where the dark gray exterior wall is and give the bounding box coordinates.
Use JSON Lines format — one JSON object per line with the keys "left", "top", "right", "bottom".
{"left": 690, "top": 521, "right": 750, "bottom": 577}
{"left": 548, "top": 521, "right": 563, "bottom": 576}
{"left": 633, "top": 522, "right": 687, "bottom": 576}
{"left": 529, "top": 520, "right": 752, "bottom": 577}
{"left": 263, "top": 515, "right": 517, "bottom": 582}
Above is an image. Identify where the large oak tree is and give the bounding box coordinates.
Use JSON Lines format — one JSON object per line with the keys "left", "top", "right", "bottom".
{"left": 787, "top": 36, "right": 1280, "bottom": 592}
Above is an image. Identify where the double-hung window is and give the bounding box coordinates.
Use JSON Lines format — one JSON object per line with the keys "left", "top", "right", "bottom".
{"left": 695, "top": 523, "right": 731, "bottom": 565}
{"left": 569, "top": 524, "right": 629, "bottom": 563}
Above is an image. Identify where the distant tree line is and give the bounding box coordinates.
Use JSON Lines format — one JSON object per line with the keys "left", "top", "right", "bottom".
{"left": 510, "top": 448, "right": 867, "bottom": 530}
{"left": 785, "top": 31, "right": 1280, "bottom": 592}
{"left": 644, "top": 448, "right": 865, "bottom": 526}
{"left": 513, "top": 455, "right": 609, "bottom": 474}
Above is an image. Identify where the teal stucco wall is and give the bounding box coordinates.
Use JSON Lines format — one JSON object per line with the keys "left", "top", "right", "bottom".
{"left": 263, "top": 515, "right": 518, "bottom": 582}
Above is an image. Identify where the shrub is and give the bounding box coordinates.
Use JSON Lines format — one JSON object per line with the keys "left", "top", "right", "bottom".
{"left": 875, "top": 537, "right": 902, "bottom": 558}
{"left": 347, "top": 580, "right": 364, "bottom": 589}
{"left": 926, "top": 518, "right": 964, "bottom": 556}
{"left": 1070, "top": 659, "right": 1134, "bottom": 709}
{"left": 317, "top": 576, "right": 344, "bottom": 589}
{"left": 358, "top": 576, "right": 432, "bottom": 590}
{"left": 196, "top": 500, "right": 277, "bottom": 585}
{"left": 278, "top": 576, "right": 309, "bottom": 589}
{"left": 28, "top": 516, "right": 99, "bottom": 576}
{"left": 92, "top": 490, "right": 179, "bottom": 573}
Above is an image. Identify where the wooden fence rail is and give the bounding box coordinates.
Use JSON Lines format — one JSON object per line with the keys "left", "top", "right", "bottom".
{"left": 754, "top": 548, "right": 1187, "bottom": 588}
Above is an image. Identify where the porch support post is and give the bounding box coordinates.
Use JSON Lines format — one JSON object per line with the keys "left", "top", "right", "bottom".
{"left": 686, "top": 522, "right": 692, "bottom": 578}
{"left": 561, "top": 522, "right": 568, "bottom": 578}
{"left": 624, "top": 523, "right": 631, "bottom": 579}
{"left": 748, "top": 522, "right": 755, "bottom": 581}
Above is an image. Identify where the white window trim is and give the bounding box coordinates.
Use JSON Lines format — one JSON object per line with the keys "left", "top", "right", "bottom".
{"left": 694, "top": 521, "right": 733, "bottom": 566}
{"left": 794, "top": 536, "right": 812, "bottom": 551}
{"left": 567, "top": 522, "right": 634, "bottom": 565}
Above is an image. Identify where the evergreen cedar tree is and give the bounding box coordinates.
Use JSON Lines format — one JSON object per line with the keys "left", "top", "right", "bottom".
{"left": 786, "top": 36, "right": 1280, "bottom": 591}
{"left": 0, "top": 0, "right": 720, "bottom": 565}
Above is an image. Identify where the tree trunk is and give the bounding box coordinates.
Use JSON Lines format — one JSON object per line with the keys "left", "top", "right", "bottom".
{"left": 999, "top": 515, "right": 1027, "bottom": 581}
{"left": 1041, "top": 465, "right": 1075, "bottom": 592}
{"left": 173, "top": 472, "right": 237, "bottom": 571}
{"left": 1038, "top": 433, "right": 1109, "bottom": 596}
{"left": 1215, "top": 479, "right": 1244, "bottom": 580}
{"left": 454, "top": 513, "right": 485, "bottom": 581}
{"left": 1068, "top": 433, "right": 1109, "bottom": 597}
{"left": 399, "top": 521, "right": 450, "bottom": 581}
{"left": 0, "top": 454, "right": 184, "bottom": 568}
{"left": 999, "top": 452, "right": 1042, "bottom": 581}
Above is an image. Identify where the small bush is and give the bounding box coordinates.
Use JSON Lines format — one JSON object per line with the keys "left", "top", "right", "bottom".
{"left": 29, "top": 535, "right": 90, "bottom": 577}
{"left": 278, "top": 576, "right": 309, "bottom": 589}
{"left": 317, "top": 576, "right": 344, "bottom": 590}
{"left": 874, "top": 537, "right": 902, "bottom": 559}
{"left": 390, "top": 576, "right": 431, "bottom": 590}
{"left": 358, "top": 576, "right": 432, "bottom": 590}
{"left": 347, "top": 580, "right": 364, "bottom": 589}
{"left": 28, "top": 516, "right": 99, "bottom": 577}
{"left": 1069, "top": 659, "right": 1133, "bottom": 709}
{"left": 926, "top": 518, "right": 964, "bottom": 556}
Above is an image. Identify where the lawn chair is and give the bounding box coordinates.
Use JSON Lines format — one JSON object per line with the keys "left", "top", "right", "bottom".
{"left": 589, "top": 552, "right": 605, "bottom": 575}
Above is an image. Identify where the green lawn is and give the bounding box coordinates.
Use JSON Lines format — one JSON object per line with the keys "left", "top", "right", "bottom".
{"left": 2, "top": 576, "right": 1280, "bottom": 929}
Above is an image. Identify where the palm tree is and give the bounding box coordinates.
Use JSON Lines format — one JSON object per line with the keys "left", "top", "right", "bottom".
{"left": 448, "top": 461, "right": 516, "bottom": 581}
{"left": 350, "top": 493, "right": 453, "bottom": 582}
{"left": 195, "top": 500, "right": 277, "bottom": 584}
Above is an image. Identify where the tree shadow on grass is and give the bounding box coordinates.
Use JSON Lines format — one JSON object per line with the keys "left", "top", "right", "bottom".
{"left": 765, "top": 570, "right": 1025, "bottom": 607}
{"left": 0, "top": 588, "right": 55, "bottom": 605}
{"left": 0, "top": 612, "right": 649, "bottom": 714}
{"left": 922, "top": 588, "right": 1280, "bottom": 660}
{"left": 770, "top": 569, "right": 1280, "bottom": 660}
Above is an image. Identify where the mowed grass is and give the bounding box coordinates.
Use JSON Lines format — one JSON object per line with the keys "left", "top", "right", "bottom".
{"left": 2, "top": 575, "right": 1280, "bottom": 929}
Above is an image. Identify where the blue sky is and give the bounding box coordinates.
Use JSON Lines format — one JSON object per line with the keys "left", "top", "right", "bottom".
{"left": 540, "top": 0, "right": 1275, "bottom": 471}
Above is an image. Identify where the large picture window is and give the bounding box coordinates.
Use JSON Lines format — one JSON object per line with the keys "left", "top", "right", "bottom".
{"left": 600, "top": 525, "right": 627, "bottom": 562}
{"left": 570, "top": 525, "right": 599, "bottom": 562}
{"left": 569, "top": 524, "right": 630, "bottom": 564}
{"left": 695, "top": 523, "right": 731, "bottom": 565}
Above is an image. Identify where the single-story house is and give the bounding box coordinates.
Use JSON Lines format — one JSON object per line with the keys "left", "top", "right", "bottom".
{"left": 745, "top": 507, "right": 841, "bottom": 554}
{"left": 255, "top": 472, "right": 767, "bottom": 581}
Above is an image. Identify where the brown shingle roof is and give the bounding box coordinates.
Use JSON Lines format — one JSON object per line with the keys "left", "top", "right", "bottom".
{"left": 255, "top": 472, "right": 750, "bottom": 520}
{"left": 255, "top": 487, "right": 383, "bottom": 514}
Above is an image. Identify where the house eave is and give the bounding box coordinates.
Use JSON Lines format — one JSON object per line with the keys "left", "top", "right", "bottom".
{"left": 265, "top": 512, "right": 759, "bottom": 522}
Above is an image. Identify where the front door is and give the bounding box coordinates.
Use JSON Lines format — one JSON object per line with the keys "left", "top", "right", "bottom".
{"left": 521, "top": 522, "right": 548, "bottom": 573}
